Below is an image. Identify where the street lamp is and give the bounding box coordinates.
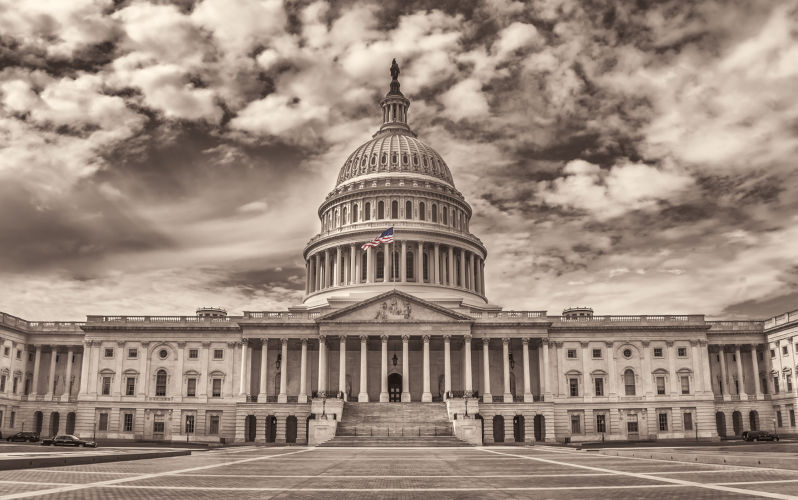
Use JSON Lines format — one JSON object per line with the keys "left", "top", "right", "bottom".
{"left": 464, "top": 395, "right": 469, "bottom": 417}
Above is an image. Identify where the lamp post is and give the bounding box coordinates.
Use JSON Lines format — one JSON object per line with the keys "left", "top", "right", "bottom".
{"left": 464, "top": 395, "right": 469, "bottom": 417}
{"left": 321, "top": 395, "right": 327, "bottom": 419}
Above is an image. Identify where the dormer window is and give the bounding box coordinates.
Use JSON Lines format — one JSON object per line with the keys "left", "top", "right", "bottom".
{"left": 381, "top": 153, "right": 387, "bottom": 165}
{"left": 402, "top": 153, "right": 408, "bottom": 165}
{"left": 412, "top": 154, "right": 419, "bottom": 166}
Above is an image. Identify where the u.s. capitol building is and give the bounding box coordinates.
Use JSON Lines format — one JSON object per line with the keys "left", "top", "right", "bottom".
{"left": 1, "top": 62, "right": 796, "bottom": 446}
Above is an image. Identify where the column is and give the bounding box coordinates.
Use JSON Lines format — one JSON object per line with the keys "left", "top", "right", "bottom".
{"left": 422, "top": 335, "right": 432, "bottom": 402}
{"left": 641, "top": 340, "right": 652, "bottom": 396}
{"left": 667, "top": 341, "right": 678, "bottom": 395}
{"left": 78, "top": 342, "right": 91, "bottom": 395}
{"left": 382, "top": 244, "right": 390, "bottom": 282}
{"left": 606, "top": 341, "right": 617, "bottom": 397}
{"left": 258, "top": 340, "right": 269, "bottom": 400}
{"left": 400, "top": 241, "right": 407, "bottom": 282}
{"left": 338, "top": 336, "right": 346, "bottom": 398}
{"left": 719, "top": 346, "right": 730, "bottom": 397}
{"left": 401, "top": 335, "right": 410, "bottom": 401}
{"left": 334, "top": 246, "right": 341, "bottom": 286}
{"left": 459, "top": 249, "right": 466, "bottom": 287}
{"left": 482, "top": 338, "right": 492, "bottom": 402}
{"left": 31, "top": 345, "right": 41, "bottom": 396}
{"left": 581, "top": 341, "right": 589, "bottom": 399}
{"left": 475, "top": 257, "right": 482, "bottom": 295}
{"left": 63, "top": 347, "right": 74, "bottom": 398}
{"left": 700, "top": 341, "right": 714, "bottom": 394}
{"left": 467, "top": 252, "right": 474, "bottom": 290}
{"left": 323, "top": 249, "right": 330, "bottom": 288}
{"left": 735, "top": 344, "right": 746, "bottom": 397}
{"left": 751, "top": 344, "right": 762, "bottom": 398}
{"left": 542, "top": 339, "right": 551, "bottom": 399}
{"left": 358, "top": 336, "right": 369, "bottom": 402}
{"left": 464, "top": 335, "right": 473, "bottom": 396}
{"left": 349, "top": 244, "right": 357, "bottom": 285}
{"left": 239, "top": 339, "right": 248, "bottom": 396}
{"left": 480, "top": 260, "right": 486, "bottom": 294}
{"left": 354, "top": 247, "right": 361, "bottom": 284}
{"left": 444, "top": 336, "right": 452, "bottom": 398}
{"left": 555, "top": 341, "right": 564, "bottom": 395}
{"left": 198, "top": 342, "right": 208, "bottom": 399}
{"left": 318, "top": 336, "right": 327, "bottom": 396}
{"left": 690, "top": 340, "right": 703, "bottom": 394}
{"left": 416, "top": 242, "right": 423, "bottom": 282}
{"left": 278, "top": 338, "right": 288, "bottom": 403}
{"left": 522, "top": 338, "right": 532, "bottom": 402}
{"left": 502, "top": 338, "right": 512, "bottom": 402}
{"left": 175, "top": 342, "right": 185, "bottom": 398}
{"left": 298, "top": 339, "right": 308, "bottom": 403}
{"left": 314, "top": 254, "right": 320, "bottom": 292}
{"left": 447, "top": 246, "right": 454, "bottom": 286}
{"left": 46, "top": 347, "right": 57, "bottom": 398}
{"left": 380, "top": 336, "right": 388, "bottom": 402}
{"left": 433, "top": 243, "right": 440, "bottom": 284}
{"left": 366, "top": 247, "right": 373, "bottom": 283}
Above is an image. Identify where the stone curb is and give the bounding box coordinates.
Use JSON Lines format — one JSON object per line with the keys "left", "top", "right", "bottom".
{"left": 598, "top": 448, "right": 798, "bottom": 470}
{"left": 0, "top": 449, "right": 192, "bottom": 471}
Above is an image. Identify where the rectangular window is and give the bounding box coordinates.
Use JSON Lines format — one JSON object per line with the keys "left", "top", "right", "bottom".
{"left": 653, "top": 347, "right": 663, "bottom": 358}
{"left": 101, "top": 376, "right": 111, "bottom": 395}
{"left": 783, "top": 346, "right": 789, "bottom": 355}
{"left": 126, "top": 377, "right": 136, "bottom": 396}
{"left": 656, "top": 376, "right": 666, "bottom": 395}
{"left": 771, "top": 349, "right": 776, "bottom": 358}
{"left": 677, "top": 347, "right": 687, "bottom": 357}
{"left": 128, "top": 348, "right": 138, "bottom": 359}
{"left": 212, "top": 378, "right": 222, "bottom": 397}
{"left": 188, "top": 349, "right": 199, "bottom": 360}
{"left": 681, "top": 376, "right": 690, "bottom": 394}
{"left": 187, "top": 378, "right": 197, "bottom": 397}
{"left": 153, "top": 421, "right": 165, "bottom": 434}
{"left": 569, "top": 378, "right": 579, "bottom": 397}
{"left": 15, "top": 349, "right": 20, "bottom": 359}
{"left": 594, "top": 378, "right": 604, "bottom": 396}
{"left": 0, "top": 375, "right": 5, "bottom": 392}
{"left": 10, "top": 411, "right": 15, "bottom": 428}
{"left": 775, "top": 377, "right": 780, "bottom": 394}
{"left": 12, "top": 377, "right": 18, "bottom": 394}
{"left": 791, "top": 409, "right": 796, "bottom": 427}
{"left": 104, "top": 348, "right": 114, "bottom": 358}
{"left": 658, "top": 413, "right": 668, "bottom": 431}
{"left": 683, "top": 412, "right": 693, "bottom": 431}
{"left": 213, "top": 349, "right": 224, "bottom": 360}
{"left": 185, "top": 415, "right": 195, "bottom": 434}
{"left": 788, "top": 376, "right": 793, "bottom": 392}
{"left": 209, "top": 415, "right": 220, "bottom": 435}
{"left": 123, "top": 413, "right": 133, "bottom": 432}
{"left": 3, "top": 347, "right": 8, "bottom": 356}
{"left": 592, "top": 348, "right": 602, "bottom": 359}
{"left": 777, "top": 410, "right": 783, "bottom": 427}
{"left": 570, "top": 414, "right": 581, "bottom": 434}
{"left": 98, "top": 413, "right": 108, "bottom": 431}
{"left": 596, "top": 414, "right": 606, "bottom": 433}
{"left": 567, "top": 349, "right": 577, "bottom": 359}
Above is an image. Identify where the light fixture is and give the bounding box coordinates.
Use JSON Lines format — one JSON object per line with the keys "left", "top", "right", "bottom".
{"left": 392, "top": 353, "right": 398, "bottom": 367}
{"left": 509, "top": 353, "right": 515, "bottom": 369}
{"left": 276, "top": 353, "right": 282, "bottom": 371}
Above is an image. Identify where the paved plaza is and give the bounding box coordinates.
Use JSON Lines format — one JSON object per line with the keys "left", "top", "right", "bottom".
{"left": 0, "top": 445, "right": 795, "bottom": 499}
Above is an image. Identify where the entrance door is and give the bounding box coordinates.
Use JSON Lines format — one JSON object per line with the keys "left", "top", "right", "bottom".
{"left": 513, "top": 415, "right": 525, "bottom": 443}
{"left": 286, "top": 416, "right": 297, "bottom": 443}
{"left": 244, "top": 415, "right": 256, "bottom": 442}
{"left": 533, "top": 414, "right": 545, "bottom": 442}
{"left": 627, "top": 414, "right": 639, "bottom": 440}
{"left": 493, "top": 415, "right": 505, "bottom": 443}
{"left": 265, "top": 415, "right": 277, "bottom": 443}
{"left": 50, "top": 412, "right": 60, "bottom": 437}
{"left": 388, "top": 373, "right": 402, "bottom": 402}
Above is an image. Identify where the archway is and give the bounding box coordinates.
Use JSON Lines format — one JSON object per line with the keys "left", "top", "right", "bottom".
{"left": 286, "top": 416, "right": 297, "bottom": 443}
{"left": 50, "top": 412, "right": 60, "bottom": 437}
{"left": 493, "top": 415, "right": 505, "bottom": 443}
{"left": 732, "top": 411, "right": 743, "bottom": 436}
{"left": 513, "top": 415, "right": 525, "bottom": 443}
{"left": 388, "top": 373, "right": 402, "bottom": 402}
{"left": 265, "top": 415, "right": 277, "bottom": 443}
{"left": 534, "top": 414, "right": 545, "bottom": 442}
{"left": 244, "top": 415, "right": 256, "bottom": 442}
{"left": 66, "top": 412, "right": 76, "bottom": 434}
{"left": 715, "top": 412, "right": 727, "bottom": 438}
{"left": 34, "top": 411, "right": 43, "bottom": 434}
{"left": 749, "top": 410, "right": 760, "bottom": 431}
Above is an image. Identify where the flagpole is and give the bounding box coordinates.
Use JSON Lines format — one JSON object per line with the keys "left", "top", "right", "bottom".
{"left": 392, "top": 226, "right": 396, "bottom": 290}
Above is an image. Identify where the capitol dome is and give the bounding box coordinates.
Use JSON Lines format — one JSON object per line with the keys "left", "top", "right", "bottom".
{"left": 302, "top": 59, "right": 488, "bottom": 307}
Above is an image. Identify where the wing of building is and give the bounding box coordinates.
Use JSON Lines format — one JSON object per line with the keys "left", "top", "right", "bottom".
{"left": 1, "top": 62, "right": 796, "bottom": 445}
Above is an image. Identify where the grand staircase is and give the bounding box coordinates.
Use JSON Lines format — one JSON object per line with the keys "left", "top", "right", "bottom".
{"left": 319, "top": 402, "right": 470, "bottom": 447}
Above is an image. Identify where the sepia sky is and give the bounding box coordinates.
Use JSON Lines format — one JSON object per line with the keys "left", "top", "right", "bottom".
{"left": 1, "top": 0, "right": 797, "bottom": 320}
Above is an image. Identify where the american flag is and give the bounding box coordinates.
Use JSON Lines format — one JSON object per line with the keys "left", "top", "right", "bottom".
{"left": 361, "top": 227, "right": 394, "bottom": 250}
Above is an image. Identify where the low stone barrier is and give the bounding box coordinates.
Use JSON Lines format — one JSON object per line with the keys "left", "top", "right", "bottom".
{"left": 0, "top": 449, "right": 191, "bottom": 471}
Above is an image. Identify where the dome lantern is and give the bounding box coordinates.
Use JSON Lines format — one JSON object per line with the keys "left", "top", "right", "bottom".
{"left": 376, "top": 59, "right": 414, "bottom": 137}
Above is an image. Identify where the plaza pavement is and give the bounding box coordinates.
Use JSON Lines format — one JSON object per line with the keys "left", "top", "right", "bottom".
{"left": 0, "top": 444, "right": 796, "bottom": 498}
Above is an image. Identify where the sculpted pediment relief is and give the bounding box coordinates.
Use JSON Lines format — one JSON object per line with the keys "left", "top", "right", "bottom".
{"left": 319, "top": 291, "right": 472, "bottom": 323}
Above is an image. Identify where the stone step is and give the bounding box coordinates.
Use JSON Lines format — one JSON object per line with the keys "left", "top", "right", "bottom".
{"left": 319, "top": 436, "right": 470, "bottom": 447}
{"left": 335, "top": 424, "right": 453, "bottom": 437}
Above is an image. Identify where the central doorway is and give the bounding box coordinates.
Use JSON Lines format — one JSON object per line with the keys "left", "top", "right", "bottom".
{"left": 388, "top": 373, "right": 402, "bottom": 402}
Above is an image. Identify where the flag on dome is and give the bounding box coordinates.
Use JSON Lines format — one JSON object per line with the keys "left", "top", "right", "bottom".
{"left": 362, "top": 227, "right": 394, "bottom": 250}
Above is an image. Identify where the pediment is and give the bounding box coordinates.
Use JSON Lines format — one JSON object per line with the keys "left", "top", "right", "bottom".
{"left": 318, "top": 290, "right": 473, "bottom": 323}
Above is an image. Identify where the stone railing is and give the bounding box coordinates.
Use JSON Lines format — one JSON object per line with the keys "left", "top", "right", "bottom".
{"left": 552, "top": 314, "right": 705, "bottom": 323}
{"left": 243, "top": 311, "right": 322, "bottom": 320}
{"left": 86, "top": 315, "right": 234, "bottom": 324}
{"left": 765, "top": 309, "right": 798, "bottom": 330}
{"left": 305, "top": 219, "right": 485, "bottom": 248}
{"left": 707, "top": 320, "right": 764, "bottom": 332}
{"left": 1, "top": 312, "right": 85, "bottom": 332}
{"left": 469, "top": 310, "right": 547, "bottom": 319}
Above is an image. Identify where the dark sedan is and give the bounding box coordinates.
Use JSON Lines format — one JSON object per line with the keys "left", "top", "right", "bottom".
{"left": 742, "top": 430, "right": 780, "bottom": 442}
{"left": 6, "top": 432, "right": 40, "bottom": 442}
{"left": 41, "top": 435, "right": 97, "bottom": 447}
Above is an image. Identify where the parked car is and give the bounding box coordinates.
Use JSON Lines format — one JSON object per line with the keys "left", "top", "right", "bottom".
{"left": 40, "top": 435, "right": 97, "bottom": 447}
{"left": 6, "top": 432, "right": 40, "bottom": 442}
{"left": 742, "top": 430, "right": 780, "bottom": 442}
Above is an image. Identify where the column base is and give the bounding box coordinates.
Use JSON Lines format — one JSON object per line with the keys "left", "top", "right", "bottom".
{"left": 483, "top": 393, "right": 492, "bottom": 403}
{"left": 379, "top": 392, "right": 388, "bottom": 402}
{"left": 523, "top": 393, "right": 533, "bottom": 403}
{"left": 422, "top": 392, "right": 432, "bottom": 402}
{"left": 503, "top": 393, "right": 513, "bottom": 403}
{"left": 401, "top": 392, "right": 411, "bottom": 402}
{"left": 358, "top": 393, "right": 369, "bottom": 402}
{"left": 278, "top": 394, "right": 287, "bottom": 403}
{"left": 298, "top": 394, "right": 308, "bottom": 404}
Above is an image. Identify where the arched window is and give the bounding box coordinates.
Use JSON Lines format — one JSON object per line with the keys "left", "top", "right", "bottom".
{"left": 156, "top": 370, "right": 167, "bottom": 396}
{"left": 419, "top": 202, "right": 426, "bottom": 221}
{"left": 334, "top": 209, "right": 339, "bottom": 227}
{"left": 378, "top": 201, "right": 385, "bottom": 219}
{"left": 376, "top": 251, "right": 385, "bottom": 280}
{"left": 451, "top": 209, "right": 456, "bottom": 226}
{"left": 423, "top": 252, "right": 429, "bottom": 282}
{"left": 391, "top": 200, "right": 398, "bottom": 219}
{"left": 406, "top": 252, "right": 414, "bottom": 280}
{"left": 365, "top": 202, "right": 371, "bottom": 221}
{"left": 405, "top": 201, "right": 412, "bottom": 219}
{"left": 432, "top": 204, "right": 438, "bottom": 222}
{"left": 624, "top": 369, "right": 636, "bottom": 396}
{"left": 370, "top": 154, "right": 376, "bottom": 166}
{"left": 353, "top": 204, "right": 359, "bottom": 223}
{"left": 443, "top": 208, "right": 448, "bottom": 225}
{"left": 342, "top": 206, "right": 347, "bottom": 225}
{"left": 361, "top": 253, "right": 367, "bottom": 281}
